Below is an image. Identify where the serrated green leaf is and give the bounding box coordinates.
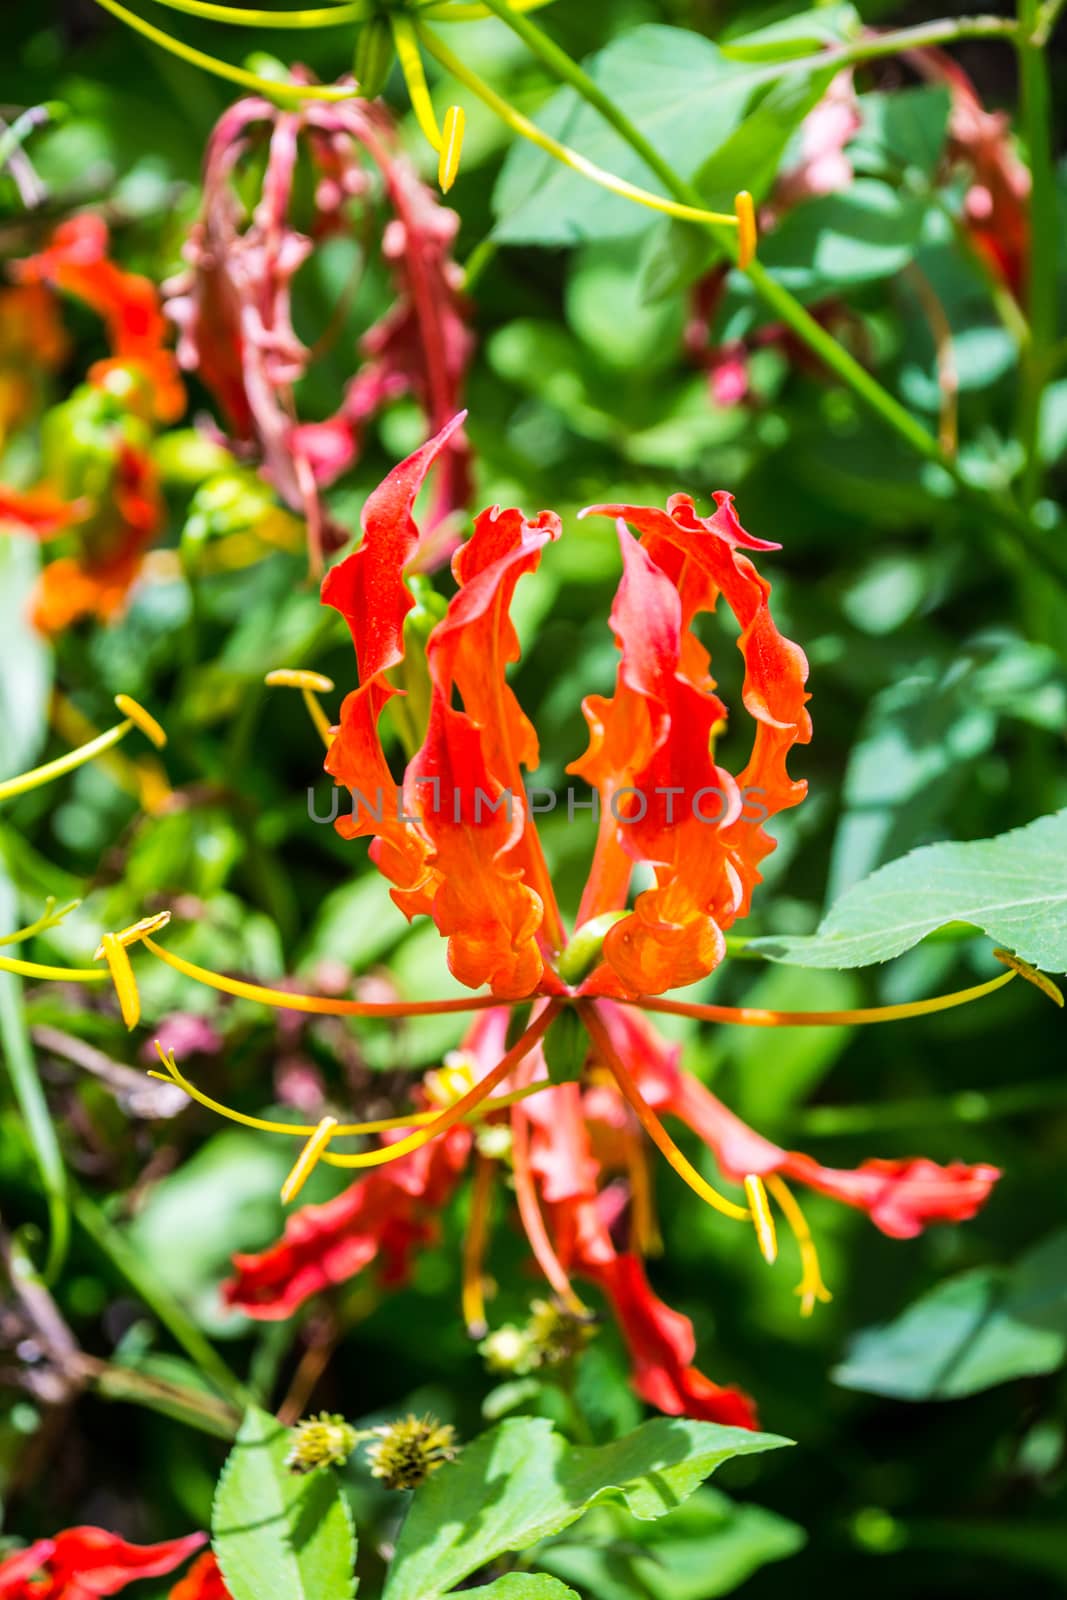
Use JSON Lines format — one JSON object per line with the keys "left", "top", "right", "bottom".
{"left": 751, "top": 809, "right": 1067, "bottom": 971}
{"left": 213, "top": 1405, "right": 357, "bottom": 1600}
{"left": 383, "top": 1416, "right": 790, "bottom": 1600}
{"left": 833, "top": 1230, "right": 1067, "bottom": 1400}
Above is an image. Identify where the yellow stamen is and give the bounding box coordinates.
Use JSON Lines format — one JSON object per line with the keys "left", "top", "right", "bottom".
{"left": 142, "top": 0, "right": 369, "bottom": 25}
{"left": 51, "top": 694, "right": 170, "bottom": 814}
{"left": 112, "top": 695, "right": 167, "bottom": 749}
{"left": 418, "top": 27, "right": 739, "bottom": 230}
{"left": 631, "top": 968, "right": 1017, "bottom": 1027}
{"left": 265, "top": 669, "right": 336, "bottom": 749}
{"left": 579, "top": 1002, "right": 750, "bottom": 1223}
{"left": 766, "top": 1174, "right": 831, "bottom": 1317}
{"left": 149, "top": 1041, "right": 553, "bottom": 1138}
{"left": 462, "top": 1154, "right": 494, "bottom": 1337}
{"left": 281, "top": 1116, "right": 339, "bottom": 1204}
{"left": 0, "top": 700, "right": 165, "bottom": 805}
{"left": 0, "top": 955, "right": 106, "bottom": 984}
{"left": 392, "top": 14, "right": 442, "bottom": 152}
{"left": 438, "top": 104, "right": 465, "bottom": 192}
{"left": 323, "top": 1005, "right": 559, "bottom": 1170}
{"left": 744, "top": 1174, "right": 778, "bottom": 1264}
{"left": 623, "top": 1121, "right": 661, "bottom": 1256}
{"left": 141, "top": 933, "right": 501, "bottom": 1018}
{"left": 993, "top": 949, "right": 1064, "bottom": 1007}
{"left": 0, "top": 898, "right": 80, "bottom": 948}
{"left": 90, "top": 0, "right": 360, "bottom": 100}
{"left": 98, "top": 933, "right": 141, "bottom": 1030}
{"left": 735, "top": 190, "right": 757, "bottom": 268}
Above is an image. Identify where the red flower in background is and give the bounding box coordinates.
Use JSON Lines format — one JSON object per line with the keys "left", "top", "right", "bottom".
{"left": 2, "top": 216, "right": 179, "bottom": 632}
{"left": 15, "top": 214, "right": 184, "bottom": 424}
{"left": 168, "top": 1552, "right": 230, "bottom": 1600}
{"left": 208, "top": 415, "right": 1001, "bottom": 1430}
{"left": 164, "top": 80, "right": 473, "bottom": 572}
{"left": 0, "top": 1527, "right": 204, "bottom": 1600}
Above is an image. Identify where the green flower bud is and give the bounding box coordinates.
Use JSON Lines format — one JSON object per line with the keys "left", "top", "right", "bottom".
{"left": 354, "top": 17, "right": 395, "bottom": 100}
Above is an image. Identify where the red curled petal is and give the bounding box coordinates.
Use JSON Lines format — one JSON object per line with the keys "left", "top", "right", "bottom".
{"left": 225, "top": 1128, "right": 470, "bottom": 1320}
{"left": 575, "top": 496, "right": 810, "bottom": 994}
{"left": 669, "top": 1069, "right": 1000, "bottom": 1239}
{"left": 323, "top": 415, "right": 467, "bottom": 915}
{"left": 42, "top": 1527, "right": 206, "bottom": 1597}
{"left": 169, "top": 1552, "right": 230, "bottom": 1600}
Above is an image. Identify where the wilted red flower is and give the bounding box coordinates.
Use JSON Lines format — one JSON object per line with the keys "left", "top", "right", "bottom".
{"left": 0, "top": 1527, "right": 204, "bottom": 1600}
{"left": 164, "top": 81, "right": 473, "bottom": 572}
{"left": 197, "top": 414, "right": 1008, "bottom": 1430}
{"left": 910, "top": 49, "right": 1030, "bottom": 297}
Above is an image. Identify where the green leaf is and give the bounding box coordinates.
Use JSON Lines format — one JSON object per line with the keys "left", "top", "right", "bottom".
{"left": 722, "top": 4, "right": 861, "bottom": 61}
{"left": 0, "top": 868, "right": 69, "bottom": 1278}
{"left": 640, "top": 67, "right": 836, "bottom": 297}
{"left": 850, "top": 87, "right": 951, "bottom": 179}
{"left": 383, "top": 1416, "right": 790, "bottom": 1600}
{"left": 447, "top": 1579, "right": 579, "bottom": 1600}
{"left": 750, "top": 808, "right": 1067, "bottom": 972}
{"left": 834, "top": 1230, "right": 1067, "bottom": 1400}
{"left": 492, "top": 27, "right": 777, "bottom": 247}
{"left": 539, "top": 1486, "right": 806, "bottom": 1600}
{"left": 753, "top": 179, "right": 927, "bottom": 294}
{"left": 213, "top": 1405, "right": 357, "bottom": 1600}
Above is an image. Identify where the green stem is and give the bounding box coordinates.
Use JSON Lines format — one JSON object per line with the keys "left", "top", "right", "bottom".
{"left": 73, "top": 1190, "right": 250, "bottom": 1408}
{"left": 0, "top": 970, "right": 69, "bottom": 1281}
{"left": 1016, "top": 0, "right": 1058, "bottom": 506}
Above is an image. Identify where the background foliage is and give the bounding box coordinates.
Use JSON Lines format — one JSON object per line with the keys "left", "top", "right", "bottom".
{"left": 1, "top": 1, "right": 1066, "bottom": 1596}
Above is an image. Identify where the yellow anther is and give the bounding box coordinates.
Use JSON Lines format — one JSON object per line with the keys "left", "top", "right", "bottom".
{"left": 744, "top": 1173, "right": 778, "bottom": 1265}
{"left": 765, "top": 1174, "right": 832, "bottom": 1318}
{"left": 993, "top": 948, "right": 1064, "bottom": 1007}
{"left": 98, "top": 932, "right": 141, "bottom": 1030}
{"left": 734, "top": 190, "right": 757, "bottom": 269}
{"left": 265, "top": 668, "right": 335, "bottom": 749}
{"left": 438, "top": 104, "right": 465, "bottom": 192}
{"left": 425, "top": 1050, "right": 478, "bottom": 1109}
{"left": 113, "top": 694, "right": 167, "bottom": 749}
{"left": 264, "top": 669, "right": 336, "bottom": 693}
{"left": 93, "top": 910, "right": 171, "bottom": 960}
{"left": 281, "top": 1116, "right": 340, "bottom": 1204}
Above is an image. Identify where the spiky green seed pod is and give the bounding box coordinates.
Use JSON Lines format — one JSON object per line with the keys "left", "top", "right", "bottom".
{"left": 364, "top": 1414, "right": 458, "bottom": 1490}
{"left": 285, "top": 1412, "right": 359, "bottom": 1475}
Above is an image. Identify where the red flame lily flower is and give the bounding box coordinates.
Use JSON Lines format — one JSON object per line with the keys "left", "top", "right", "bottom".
{"left": 153, "top": 412, "right": 1010, "bottom": 1432}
